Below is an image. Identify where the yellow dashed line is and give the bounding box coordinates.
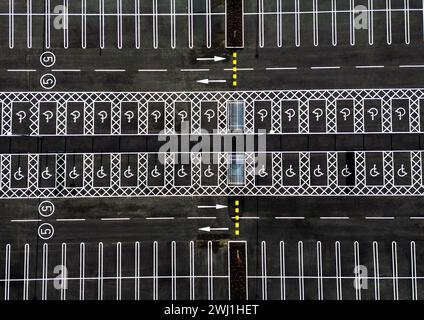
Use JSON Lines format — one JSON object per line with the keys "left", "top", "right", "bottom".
{"left": 235, "top": 199, "right": 240, "bottom": 236}
{"left": 232, "top": 51, "right": 238, "bottom": 87}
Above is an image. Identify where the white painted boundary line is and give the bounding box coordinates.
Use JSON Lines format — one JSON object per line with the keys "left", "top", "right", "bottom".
{"left": 317, "top": 241, "right": 323, "bottom": 300}
{"left": 276, "top": 0, "right": 283, "bottom": 47}
{"left": 410, "top": 241, "right": 417, "bottom": 300}
{"left": 368, "top": 0, "right": 374, "bottom": 45}
{"left": 4, "top": 244, "right": 10, "bottom": 300}
{"left": 23, "top": 243, "right": 29, "bottom": 300}
{"left": 279, "top": 241, "right": 286, "bottom": 300}
{"left": 97, "top": 242, "right": 103, "bottom": 300}
{"left": 99, "top": 0, "right": 105, "bottom": 49}
{"left": 207, "top": 241, "right": 213, "bottom": 300}
{"left": 9, "top": 0, "right": 14, "bottom": 49}
{"left": 391, "top": 241, "right": 399, "bottom": 300}
{"left": 45, "top": 0, "right": 50, "bottom": 49}
{"left": 373, "top": 241, "right": 380, "bottom": 300}
{"left": 117, "top": 0, "right": 123, "bottom": 49}
{"left": 81, "top": 0, "right": 86, "bottom": 49}
{"left": 189, "top": 241, "right": 195, "bottom": 300}
{"left": 153, "top": 0, "right": 158, "bottom": 49}
{"left": 116, "top": 242, "right": 122, "bottom": 300}
{"left": 335, "top": 241, "right": 342, "bottom": 300}
{"left": 298, "top": 241, "right": 304, "bottom": 300}
{"left": 404, "top": 0, "right": 410, "bottom": 45}
{"left": 294, "top": 0, "right": 300, "bottom": 47}
{"left": 171, "top": 241, "right": 176, "bottom": 300}
{"left": 134, "top": 0, "right": 141, "bottom": 49}
{"left": 153, "top": 241, "right": 159, "bottom": 300}
{"left": 206, "top": 0, "right": 211, "bottom": 48}
{"left": 349, "top": 0, "right": 355, "bottom": 46}
{"left": 188, "top": 0, "right": 193, "bottom": 49}
{"left": 332, "top": 0, "right": 337, "bottom": 46}
{"left": 258, "top": 0, "right": 264, "bottom": 48}
{"left": 61, "top": 243, "right": 67, "bottom": 300}
{"left": 170, "top": 0, "right": 176, "bottom": 49}
{"left": 79, "top": 242, "right": 85, "bottom": 300}
{"left": 386, "top": 0, "right": 392, "bottom": 45}
{"left": 261, "top": 241, "right": 267, "bottom": 300}
{"left": 134, "top": 241, "right": 140, "bottom": 300}
{"left": 354, "top": 241, "right": 361, "bottom": 300}
{"left": 42, "top": 243, "right": 48, "bottom": 300}
{"left": 313, "top": 0, "right": 319, "bottom": 47}
{"left": 63, "top": 0, "right": 69, "bottom": 49}
{"left": 27, "top": 0, "right": 32, "bottom": 49}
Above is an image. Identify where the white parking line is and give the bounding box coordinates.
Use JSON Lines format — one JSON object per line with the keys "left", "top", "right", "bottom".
{"left": 152, "top": 0, "right": 158, "bottom": 49}
{"left": 276, "top": 0, "right": 283, "bottom": 47}
{"left": 27, "top": 0, "right": 32, "bottom": 49}
{"left": 206, "top": 0, "right": 211, "bottom": 48}
{"left": 368, "top": 0, "right": 374, "bottom": 45}
{"left": 79, "top": 242, "right": 85, "bottom": 300}
{"left": 335, "top": 241, "right": 342, "bottom": 300}
{"left": 98, "top": 242, "right": 103, "bottom": 300}
{"left": 294, "top": 0, "right": 300, "bottom": 47}
{"left": 261, "top": 241, "right": 267, "bottom": 300}
{"left": 410, "top": 241, "right": 417, "bottom": 300}
{"left": 207, "top": 241, "right": 214, "bottom": 300}
{"left": 188, "top": 0, "right": 193, "bottom": 48}
{"left": 189, "top": 241, "right": 195, "bottom": 300}
{"left": 153, "top": 241, "right": 158, "bottom": 300}
{"left": 298, "top": 241, "right": 304, "bottom": 300}
{"left": 317, "top": 241, "right": 323, "bottom": 300}
{"left": 331, "top": 0, "right": 337, "bottom": 46}
{"left": 386, "top": 0, "right": 392, "bottom": 45}
{"left": 63, "top": 0, "right": 69, "bottom": 49}
{"left": 313, "top": 0, "right": 319, "bottom": 46}
{"left": 170, "top": 0, "right": 176, "bottom": 49}
{"left": 61, "top": 243, "right": 67, "bottom": 300}
{"left": 42, "top": 243, "right": 48, "bottom": 300}
{"left": 349, "top": 0, "right": 355, "bottom": 46}
{"left": 258, "top": 0, "right": 264, "bottom": 48}
{"left": 44, "top": 0, "right": 50, "bottom": 49}
{"left": 171, "top": 241, "right": 176, "bottom": 300}
{"left": 99, "top": 0, "right": 105, "bottom": 49}
{"left": 135, "top": 0, "right": 141, "bottom": 49}
{"left": 8, "top": 0, "right": 14, "bottom": 49}
{"left": 4, "top": 244, "right": 10, "bottom": 300}
{"left": 280, "top": 241, "right": 286, "bottom": 300}
{"left": 391, "top": 241, "right": 399, "bottom": 300}
{"left": 23, "top": 243, "right": 29, "bottom": 300}
{"left": 404, "top": 0, "right": 410, "bottom": 45}
{"left": 134, "top": 241, "right": 140, "bottom": 300}
{"left": 81, "top": 0, "right": 86, "bottom": 49}
{"left": 117, "top": 0, "right": 123, "bottom": 49}
{"left": 116, "top": 242, "right": 122, "bottom": 300}
{"left": 354, "top": 241, "right": 361, "bottom": 300}
{"left": 372, "top": 241, "right": 380, "bottom": 300}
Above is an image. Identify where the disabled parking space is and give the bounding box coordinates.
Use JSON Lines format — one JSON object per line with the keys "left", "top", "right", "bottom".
{"left": 38, "top": 155, "right": 57, "bottom": 189}
{"left": 365, "top": 152, "right": 384, "bottom": 186}
{"left": 119, "top": 154, "right": 138, "bottom": 187}
{"left": 147, "top": 153, "right": 165, "bottom": 187}
{"left": 282, "top": 153, "right": 300, "bottom": 186}
{"left": 310, "top": 153, "right": 328, "bottom": 186}
{"left": 255, "top": 153, "right": 272, "bottom": 186}
{"left": 200, "top": 153, "right": 219, "bottom": 186}
{"left": 337, "top": 152, "right": 356, "bottom": 186}
{"left": 393, "top": 152, "right": 412, "bottom": 186}
{"left": 93, "top": 154, "right": 111, "bottom": 188}
{"left": 10, "top": 155, "right": 29, "bottom": 189}
{"left": 173, "top": 154, "right": 191, "bottom": 187}
{"left": 65, "top": 154, "right": 84, "bottom": 188}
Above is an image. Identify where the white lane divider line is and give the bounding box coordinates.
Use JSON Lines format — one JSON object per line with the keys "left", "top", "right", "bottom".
{"left": 135, "top": 0, "right": 141, "bottom": 49}
{"left": 280, "top": 241, "right": 286, "bottom": 300}
{"left": 51, "top": 69, "right": 81, "bottom": 72}
{"left": 9, "top": 0, "right": 14, "bottom": 49}
{"left": 117, "top": 0, "right": 123, "bottom": 49}
{"left": 101, "top": 217, "right": 131, "bottom": 221}
{"left": 56, "top": 218, "right": 86, "bottom": 222}
{"left": 138, "top": 69, "right": 168, "bottom": 72}
{"left": 399, "top": 65, "right": 424, "bottom": 68}
{"left": 99, "top": 0, "right": 105, "bottom": 49}
{"left": 23, "top": 243, "right": 29, "bottom": 300}
{"left": 261, "top": 241, "right": 267, "bottom": 300}
{"left": 368, "top": 0, "right": 374, "bottom": 45}
{"left": 81, "top": 0, "right": 86, "bottom": 49}
{"left": 63, "top": 0, "right": 69, "bottom": 49}
{"left": 189, "top": 241, "right": 195, "bottom": 300}
{"left": 79, "top": 242, "right": 85, "bottom": 300}
{"left": 153, "top": 241, "right": 158, "bottom": 300}
{"left": 355, "top": 65, "right": 385, "bottom": 69}
{"left": 410, "top": 241, "right": 417, "bottom": 300}
{"left": 332, "top": 0, "right": 337, "bottom": 46}
{"left": 27, "top": 0, "right": 32, "bottom": 49}
{"left": 61, "top": 243, "right": 67, "bottom": 300}
{"left": 134, "top": 241, "right": 140, "bottom": 300}
{"left": 94, "top": 69, "right": 126, "bottom": 72}
{"left": 45, "top": 0, "right": 51, "bottom": 49}
{"left": 171, "top": 241, "right": 176, "bottom": 300}
{"left": 404, "top": 0, "right": 410, "bottom": 45}
{"left": 298, "top": 241, "right": 304, "bottom": 300}
{"left": 187, "top": 216, "right": 217, "bottom": 220}
{"left": 4, "top": 244, "right": 10, "bottom": 300}
{"left": 98, "top": 242, "right": 104, "bottom": 300}
{"left": 391, "top": 241, "right": 399, "bottom": 300}
{"left": 116, "top": 242, "right": 122, "bottom": 300}
{"left": 7, "top": 69, "right": 37, "bottom": 73}
{"left": 365, "top": 216, "right": 395, "bottom": 220}
{"left": 153, "top": 0, "right": 158, "bottom": 49}
{"left": 317, "top": 241, "right": 323, "bottom": 300}
{"left": 42, "top": 243, "right": 48, "bottom": 300}
{"left": 372, "top": 241, "right": 380, "bottom": 300}
{"left": 354, "top": 241, "right": 361, "bottom": 300}
{"left": 11, "top": 219, "right": 41, "bottom": 222}
{"left": 146, "top": 217, "right": 175, "bottom": 220}
{"left": 207, "top": 241, "right": 214, "bottom": 300}
{"left": 266, "top": 67, "right": 298, "bottom": 71}
{"left": 335, "top": 241, "right": 342, "bottom": 300}
{"left": 181, "top": 68, "right": 210, "bottom": 72}
{"left": 320, "top": 216, "right": 350, "bottom": 220}
{"left": 275, "top": 216, "right": 305, "bottom": 220}
{"left": 311, "top": 66, "right": 341, "bottom": 70}
{"left": 386, "top": 0, "right": 392, "bottom": 45}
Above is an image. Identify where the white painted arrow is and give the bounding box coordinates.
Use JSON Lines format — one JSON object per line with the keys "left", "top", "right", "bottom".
{"left": 199, "top": 226, "right": 230, "bottom": 232}
{"left": 197, "top": 204, "right": 228, "bottom": 210}
{"left": 196, "top": 56, "right": 226, "bottom": 62}
{"left": 197, "top": 79, "right": 227, "bottom": 85}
